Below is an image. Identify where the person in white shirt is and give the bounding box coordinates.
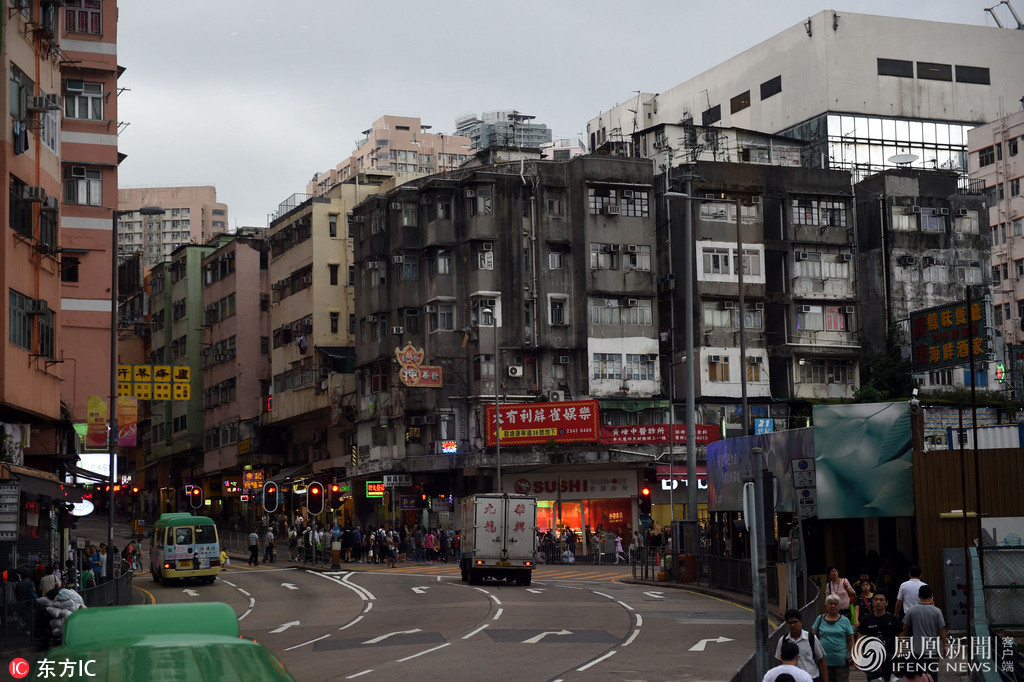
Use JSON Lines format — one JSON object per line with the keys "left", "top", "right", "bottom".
{"left": 895, "top": 565, "right": 926, "bottom": 618}
{"left": 764, "top": 640, "right": 814, "bottom": 682}
{"left": 774, "top": 609, "right": 827, "bottom": 682}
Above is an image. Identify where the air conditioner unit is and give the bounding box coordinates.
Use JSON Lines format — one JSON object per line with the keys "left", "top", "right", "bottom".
{"left": 754, "top": 302, "right": 765, "bottom": 310}
{"left": 270, "top": 282, "right": 281, "bottom": 291}
{"left": 911, "top": 206, "right": 922, "bottom": 214}
{"left": 40, "top": 196, "right": 59, "bottom": 213}
{"left": 424, "top": 305, "right": 438, "bottom": 313}
{"left": 481, "top": 242, "right": 493, "bottom": 251}
{"left": 392, "top": 255, "right": 404, "bottom": 264}
{"left": 352, "top": 215, "right": 365, "bottom": 223}
{"left": 801, "top": 305, "right": 813, "bottom": 313}
{"left": 549, "top": 390, "right": 565, "bottom": 402}
{"left": 389, "top": 202, "right": 403, "bottom": 210}
{"left": 709, "top": 355, "right": 723, "bottom": 363}
{"left": 302, "top": 275, "right": 312, "bottom": 285}
{"left": 622, "top": 190, "right": 634, "bottom": 199}
{"left": 70, "top": 166, "right": 87, "bottom": 178}
{"left": 464, "top": 189, "right": 476, "bottom": 198}
{"left": 366, "top": 315, "right": 378, "bottom": 323}
{"left": 366, "top": 261, "right": 379, "bottom": 270}
{"left": 281, "top": 323, "right": 292, "bottom": 331}
{"left": 557, "top": 355, "right": 570, "bottom": 364}
{"left": 507, "top": 365, "right": 524, "bottom": 378}
{"left": 26, "top": 96, "right": 46, "bottom": 113}
{"left": 391, "top": 326, "right": 404, "bottom": 335}
{"left": 604, "top": 204, "right": 621, "bottom": 215}
{"left": 627, "top": 244, "right": 639, "bottom": 253}
{"left": 423, "top": 415, "right": 436, "bottom": 425}
{"left": 845, "top": 306, "right": 855, "bottom": 314}
{"left": 957, "top": 208, "right": 969, "bottom": 217}
{"left": 938, "top": 208, "right": 949, "bottom": 216}
{"left": 608, "top": 243, "right": 621, "bottom": 252}
{"left": 646, "top": 353, "right": 659, "bottom": 361}
{"left": 23, "top": 186, "right": 46, "bottom": 202}
{"left": 750, "top": 356, "right": 763, "bottom": 364}
{"left": 44, "top": 94, "right": 62, "bottom": 110}
{"left": 724, "top": 301, "right": 736, "bottom": 309}
{"left": 27, "top": 299, "right": 49, "bottom": 316}
{"left": 605, "top": 299, "right": 619, "bottom": 308}
{"left": 409, "top": 416, "right": 424, "bottom": 426}
{"left": 626, "top": 298, "right": 638, "bottom": 307}
{"left": 841, "top": 253, "right": 853, "bottom": 262}
{"left": 797, "top": 252, "right": 809, "bottom": 261}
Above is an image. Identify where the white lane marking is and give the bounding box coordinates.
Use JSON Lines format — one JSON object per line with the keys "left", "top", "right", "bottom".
{"left": 342, "top": 572, "right": 376, "bottom": 600}
{"left": 643, "top": 591, "right": 664, "bottom": 599}
{"left": 492, "top": 608, "right": 503, "bottom": 620}
{"left": 221, "top": 580, "right": 236, "bottom": 587}
{"left": 396, "top": 642, "right": 451, "bottom": 662}
{"left": 338, "top": 615, "right": 363, "bottom": 631}
{"left": 362, "top": 629, "right": 421, "bottom": 645}
{"left": 284, "top": 633, "right": 331, "bottom": 651}
{"left": 281, "top": 582, "right": 299, "bottom": 590}
{"left": 489, "top": 594, "right": 501, "bottom": 605}
{"left": 522, "top": 629, "right": 572, "bottom": 644}
{"left": 593, "top": 591, "right": 613, "bottom": 600}
{"left": 363, "top": 602, "right": 373, "bottom": 613}
{"left": 310, "top": 570, "right": 375, "bottom": 602}
{"left": 249, "top": 598, "right": 255, "bottom": 609}
{"left": 635, "top": 614, "right": 643, "bottom": 627}
{"left": 239, "top": 608, "right": 252, "bottom": 621}
{"left": 270, "top": 621, "right": 299, "bottom": 634}
{"left": 462, "top": 624, "right": 489, "bottom": 640}
{"left": 622, "top": 629, "right": 640, "bottom": 647}
{"left": 616, "top": 600, "right": 635, "bottom": 611}
{"left": 238, "top": 589, "right": 251, "bottom": 597}
{"left": 411, "top": 586, "right": 431, "bottom": 594}
{"left": 577, "top": 650, "right": 617, "bottom": 671}
{"left": 345, "top": 671, "right": 373, "bottom": 679}
{"left": 474, "top": 587, "right": 490, "bottom": 595}
{"left": 182, "top": 588, "right": 200, "bottom": 597}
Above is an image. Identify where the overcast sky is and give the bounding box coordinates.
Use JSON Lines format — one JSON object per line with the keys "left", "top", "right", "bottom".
{"left": 115, "top": 1, "right": 1014, "bottom": 229}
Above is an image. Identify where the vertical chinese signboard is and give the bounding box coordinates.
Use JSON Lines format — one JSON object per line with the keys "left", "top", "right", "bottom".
{"left": 909, "top": 300, "right": 988, "bottom": 371}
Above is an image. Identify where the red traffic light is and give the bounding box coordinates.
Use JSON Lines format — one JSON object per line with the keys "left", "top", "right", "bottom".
{"left": 641, "top": 486, "right": 651, "bottom": 496}
{"left": 266, "top": 485, "right": 277, "bottom": 495}
{"left": 310, "top": 486, "right": 321, "bottom": 496}
{"left": 330, "top": 484, "right": 340, "bottom": 493}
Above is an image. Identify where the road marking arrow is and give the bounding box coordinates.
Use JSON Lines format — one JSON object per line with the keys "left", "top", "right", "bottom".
{"left": 182, "top": 589, "right": 199, "bottom": 597}
{"left": 643, "top": 591, "right": 665, "bottom": 599}
{"left": 362, "top": 629, "right": 422, "bottom": 645}
{"left": 522, "top": 629, "right": 572, "bottom": 644}
{"left": 689, "top": 636, "right": 734, "bottom": 652}
{"left": 281, "top": 582, "right": 299, "bottom": 590}
{"left": 411, "top": 586, "right": 430, "bottom": 594}
{"left": 270, "top": 621, "right": 300, "bottom": 634}
{"left": 526, "top": 588, "right": 546, "bottom": 594}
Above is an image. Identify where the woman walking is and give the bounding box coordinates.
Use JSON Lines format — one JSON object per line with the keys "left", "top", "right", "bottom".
{"left": 812, "top": 594, "right": 855, "bottom": 682}
{"left": 614, "top": 534, "right": 625, "bottom": 564}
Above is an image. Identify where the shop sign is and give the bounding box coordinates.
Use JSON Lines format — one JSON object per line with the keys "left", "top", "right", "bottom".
{"left": 242, "top": 470, "right": 264, "bottom": 495}
{"left": 395, "top": 343, "right": 443, "bottom": 387}
{"left": 485, "top": 400, "right": 599, "bottom": 446}
{"left": 399, "top": 495, "right": 419, "bottom": 510}
{"left": 656, "top": 464, "right": 708, "bottom": 490}
{"left": 599, "top": 424, "right": 722, "bottom": 445}
{"left": 366, "top": 481, "right": 385, "bottom": 498}
{"left": 507, "top": 470, "right": 636, "bottom": 500}
{"left": 910, "top": 301, "right": 987, "bottom": 371}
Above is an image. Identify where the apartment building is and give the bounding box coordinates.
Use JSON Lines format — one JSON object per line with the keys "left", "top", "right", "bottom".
{"left": 118, "top": 186, "right": 229, "bottom": 268}
{"left": 307, "top": 115, "right": 474, "bottom": 197}
{"left": 1, "top": 0, "right": 82, "bottom": 567}
{"left": 968, "top": 109, "right": 1024, "bottom": 396}
{"left": 349, "top": 155, "right": 667, "bottom": 531}
{"left": 588, "top": 11, "right": 1024, "bottom": 181}
{"left": 454, "top": 110, "right": 552, "bottom": 150}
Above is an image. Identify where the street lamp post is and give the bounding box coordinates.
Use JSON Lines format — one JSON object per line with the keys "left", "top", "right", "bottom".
{"left": 109, "top": 206, "right": 164, "bottom": 546}
{"left": 483, "top": 308, "right": 501, "bottom": 493}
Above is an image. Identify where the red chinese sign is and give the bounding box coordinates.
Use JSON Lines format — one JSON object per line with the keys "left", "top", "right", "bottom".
{"left": 395, "top": 343, "right": 442, "bottom": 387}
{"left": 485, "top": 400, "right": 599, "bottom": 446}
{"left": 910, "top": 301, "right": 988, "bottom": 371}
{"left": 600, "top": 424, "right": 722, "bottom": 445}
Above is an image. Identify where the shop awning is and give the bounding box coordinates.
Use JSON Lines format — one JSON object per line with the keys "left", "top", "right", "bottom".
{"left": 316, "top": 346, "right": 355, "bottom": 373}
{"left": 598, "top": 399, "right": 669, "bottom": 412}
{"left": 272, "top": 464, "right": 312, "bottom": 482}
{"left": 1, "top": 464, "right": 83, "bottom": 503}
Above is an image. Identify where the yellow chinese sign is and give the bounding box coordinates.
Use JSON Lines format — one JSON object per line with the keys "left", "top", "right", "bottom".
{"left": 910, "top": 301, "right": 988, "bottom": 371}
{"left": 118, "top": 364, "right": 192, "bottom": 401}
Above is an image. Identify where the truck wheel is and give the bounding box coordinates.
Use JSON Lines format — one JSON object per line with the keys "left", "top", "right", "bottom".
{"left": 468, "top": 568, "right": 481, "bottom": 585}
{"left": 518, "top": 572, "right": 531, "bottom": 586}
{"left": 460, "top": 564, "right": 468, "bottom": 582}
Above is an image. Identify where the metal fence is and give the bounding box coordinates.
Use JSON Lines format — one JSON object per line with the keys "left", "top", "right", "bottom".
{"left": 982, "top": 546, "right": 1024, "bottom": 629}
{"left": 0, "top": 568, "right": 134, "bottom": 656}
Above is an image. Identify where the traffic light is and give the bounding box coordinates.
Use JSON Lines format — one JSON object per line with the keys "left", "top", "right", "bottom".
{"left": 188, "top": 486, "right": 204, "bottom": 509}
{"left": 330, "top": 483, "right": 341, "bottom": 509}
{"left": 307, "top": 482, "right": 324, "bottom": 515}
{"left": 639, "top": 484, "right": 652, "bottom": 515}
{"left": 263, "top": 481, "right": 278, "bottom": 513}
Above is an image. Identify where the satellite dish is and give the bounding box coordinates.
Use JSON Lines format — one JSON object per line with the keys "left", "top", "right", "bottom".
{"left": 888, "top": 153, "right": 919, "bottom": 166}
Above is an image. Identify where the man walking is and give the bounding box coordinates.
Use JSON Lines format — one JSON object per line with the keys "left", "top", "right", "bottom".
{"left": 248, "top": 529, "right": 260, "bottom": 566}
{"left": 764, "top": 640, "right": 814, "bottom": 682}
{"left": 263, "top": 527, "right": 275, "bottom": 563}
{"left": 900, "top": 584, "right": 946, "bottom": 681}
{"left": 895, "top": 565, "right": 926, "bottom": 619}
{"left": 858, "top": 592, "right": 901, "bottom": 682}
{"left": 775, "top": 609, "right": 828, "bottom": 682}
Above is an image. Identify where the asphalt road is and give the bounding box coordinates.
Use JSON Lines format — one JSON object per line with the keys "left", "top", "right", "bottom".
{"left": 141, "top": 561, "right": 756, "bottom": 682}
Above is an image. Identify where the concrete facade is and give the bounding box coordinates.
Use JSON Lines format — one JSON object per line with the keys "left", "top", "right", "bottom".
{"left": 454, "top": 111, "right": 552, "bottom": 151}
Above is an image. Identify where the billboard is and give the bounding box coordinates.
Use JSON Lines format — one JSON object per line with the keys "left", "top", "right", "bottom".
{"left": 485, "top": 400, "right": 599, "bottom": 446}
{"left": 909, "top": 300, "right": 987, "bottom": 371}
{"left": 706, "top": 428, "right": 814, "bottom": 512}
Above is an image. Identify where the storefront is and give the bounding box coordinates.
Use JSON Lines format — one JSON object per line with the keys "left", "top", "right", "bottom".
{"left": 502, "top": 469, "right": 638, "bottom": 540}
{"left": 652, "top": 464, "right": 710, "bottom": 527}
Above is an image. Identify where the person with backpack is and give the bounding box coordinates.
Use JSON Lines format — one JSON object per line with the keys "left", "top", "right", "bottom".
{"left": 812, "top": 594, "right": 855, "bottom": 682}
{"left": 775, "top": 609, "right": 827, "bottom": 682}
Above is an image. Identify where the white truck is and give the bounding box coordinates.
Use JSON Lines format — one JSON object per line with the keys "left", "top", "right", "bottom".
{"left": 458, "top": 493, "right": 537, "bottom": 586}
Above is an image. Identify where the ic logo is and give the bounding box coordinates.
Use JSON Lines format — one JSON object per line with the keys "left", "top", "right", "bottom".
{"left": 9, "top": 658, "right": 30, "bottom": 679}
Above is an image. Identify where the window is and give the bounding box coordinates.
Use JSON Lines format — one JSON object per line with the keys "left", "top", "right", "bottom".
{"left": 877, "top": 58, "right": 914, "bottom": 78}
{"left": 329, "top": 214, "right": 338, "bottom": 237}
{"left": 820, "top": 201, "right": 847, "bottom": 227}
{"left": 979, "top": 146, "right": 995, "bottom": 167}
{"left": 730, "top": 91, "right": 751, "bottom": 114}
{"left": 429, "top": 303, "right": 454, "bottom": 332}
{"left": 548, "top": 249, "right": 565, "bottom": 270}
{"left": 593, "top": 353, "right": 622, "bottom": 380}
{"left": 64, "top": 81, "right": 103, "bottom": 120}
{"left": 8, "top": 290, "right": 31, "bottom": 350}
{"left": 956, "top": 260, "right": 982, "bottom": 284}
{"left": 625, "top": 354, "right": 655, "bottom": 380}
{"left": 825, "top": 306, "right": 847, "bottom": 331}
{"left": 9, "top": 177, "right": 31, "bottom": 237}
{"left": 623, "top": 299, "right": 653, "bottom": 325}
{"left": 760, "top": 75, "right": 782, "bottom": 100}
{"left": 703, "top": 248, "right": 730, "bottom": 275}
{"left": 41, "top": 105, "right": 59, "bottom": 153}
{"left": 797, "top": 305, "right": 824, "bottom": 331}
{"left": 627, "top": 245, "right": 651, "bottom": 271}
{"left": 402, "top": 255, "right": 418, "bottom": 281}
{"left": 545, "top": 191, "right": 563, "bottom": 217}
{"left": 917, "top": 62, "right": 952, "bottom": 81}
{"left": 955, "top": 65, "right": 990, "bottom": 85}
{"left": 794, "top": 252, "right": 822, "bottom": 278}
{"left": 1011, "top": 179, "right": 1020, "bottom": 197}
{"left": 401, "top": 204, "right": 417, "bottom": 227}
{"left": 955, "top": 211, "right": 979, "bottom": 234}
{"left": 590, "top": 243, "right": 620, "bottom": 270}
{"left": 61, "top": 256, "right": 80, "bottom": 283}
{"left": 746, "top": 358, "right": 762, "bottom": 382}
{"left": 436, "top": 249, "right": 452, "bottom": 275}
{"left": 792, "top": 199, "right": 819, "bottom": 226}
{"left": 1014, "top": 219, "right": 1022, "bottom": 236}
{"left": 591, "top": 298, "right": 620, "bottom": 325}
{"left": 404, "top": 308, "right": 420, "bottom": 334}
{"left": 1016, "top": 259, "right": 1024, "bottom": 278}
{"left": 920, "top": 208, "right": 944, "bottom": 232}
{"left": 703, "top": 302, "right": 733, "bottom": 327}
{"left": 472, "top": 299, "right": 495, "bottom": 326}
{"left": 708, "top": 355, "right": 729, "bottom": 382}
{"left": 619, "top": 190, "right": 650, "bottom": 217}
{"left": 9, "top": 65, "right": 31, "bottom": 121}
{"left": 476, "top": 249, "right": 494, "bottom": 270}
{"left": 549, "top": 297, "right": 567, "bottom": 326}
{"left": 64, "top": 167, "right": 101, "bottom": 206}
{"left": 735, "top": 248, "right": 762, "bottom": 276}
{"left": 330, "top": 312, "right": 339, "bottom": 334}
{"left": 329, "top": 263, "right": 339, "bottom": 286}
{"left": 475, "top": 354, "right": 495, "bottom": 382}
{"left": 66, "top": 0, "right": 102, "bottom": 34}
{"left": 348, "top": 265, "right": 355, "bottom": 286}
